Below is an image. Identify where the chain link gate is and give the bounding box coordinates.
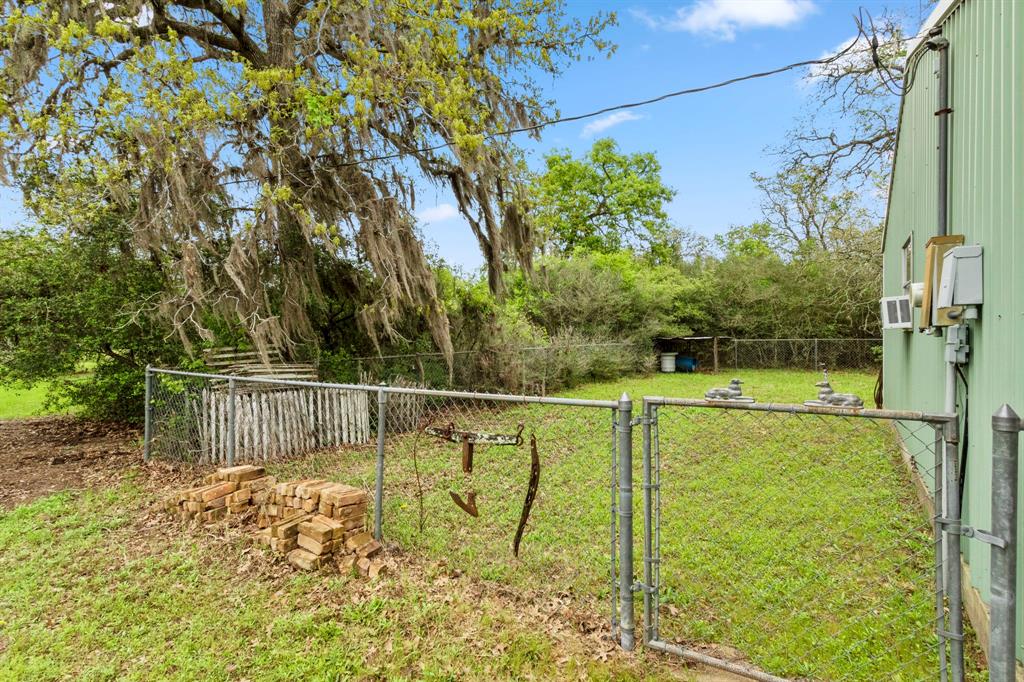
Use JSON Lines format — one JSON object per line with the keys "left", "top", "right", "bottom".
{"left": 636, "top": 398, "right": 976, "bottom": 681}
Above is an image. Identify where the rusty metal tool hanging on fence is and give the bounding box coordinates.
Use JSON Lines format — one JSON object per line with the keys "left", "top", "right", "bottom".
{"left": 423, "top": 422, "right": 525, "bottom": 473}
{"left": 513, "top": 434, "right": 541, "bottom": 558}
{"left": 424, "top": 422, "right": 524, "bottom": 517}
{"left": 449, "top": 490, "right": 479, "bottom": 517}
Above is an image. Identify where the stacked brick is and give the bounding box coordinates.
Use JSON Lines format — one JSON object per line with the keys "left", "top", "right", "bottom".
{"left": 162, "top": 467, "right": 385, "bottom": 576}
{"left": 253, "top": 479, "right": 385, "bottom": 575}
{"left": 164, "top": 465, "right": 274, "bottom": 522}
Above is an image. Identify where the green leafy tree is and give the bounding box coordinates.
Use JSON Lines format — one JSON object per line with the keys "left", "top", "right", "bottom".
{"left": 0, "top": 216, "right": 190, "bottom": 421}
{"left": 0, "top": 0, "right": 613, "bottom": 365}
{"left": 706, "top": 162, "right": 882, "bottom": 338}
{"left": 531, "top": 138, "right": 677, "bottom": 258}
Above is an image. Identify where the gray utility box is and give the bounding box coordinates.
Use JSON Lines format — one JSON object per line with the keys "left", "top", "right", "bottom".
{"left": 936, "top": 245, "right": 983, "bottom": 324}
{"left": 937, "top": 245, "right": 983, "bottom": 307}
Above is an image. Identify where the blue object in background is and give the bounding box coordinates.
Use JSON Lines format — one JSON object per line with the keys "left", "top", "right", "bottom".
{"left": 676, "top": 356, "right": 698, "bottom": 373}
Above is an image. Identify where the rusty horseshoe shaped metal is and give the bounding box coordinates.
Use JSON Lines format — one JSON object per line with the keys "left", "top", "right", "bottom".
{"left": 513, "top": 434, "right": 541, "bottom": 558}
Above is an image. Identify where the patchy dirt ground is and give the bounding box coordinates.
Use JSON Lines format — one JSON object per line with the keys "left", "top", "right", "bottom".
{"left": 0, "top": 416, "right": 143, "bottom": 509}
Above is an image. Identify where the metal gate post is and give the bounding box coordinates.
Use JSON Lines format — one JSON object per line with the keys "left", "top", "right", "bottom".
{"left": 944, "top": 420, "right": 965, "bottom": 681}
{"left": 641, "top": 399, "right": 654, "bottom": 644}
{"left": 617, "top": 392, "right": 635, "bottom": 651}
{"left": 227, "top": 377, "right": 236, "bottom": 467}
{"left": 143, "top": 366, "right": 153, "bottom": 461}
{"left": 990, "top": 405, "right": 1021, "bottom": 682}
{"left": 373, "top": 385, "right": 388, "bottom": 540}
{"left": 934, "top": 425, "right": 948, "bottom": 682}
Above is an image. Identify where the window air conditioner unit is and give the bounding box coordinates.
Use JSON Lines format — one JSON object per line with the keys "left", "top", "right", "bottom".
{"left": 880, "top": 295, "right": 913, "bottom": 330}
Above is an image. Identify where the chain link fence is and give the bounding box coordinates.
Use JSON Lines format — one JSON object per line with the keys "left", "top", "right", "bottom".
{"left": 146, "top": 368, "right": 627, "bottom": 640}
{"left": 329, "top": 341, "right": 646, "bottom": 394}
{"left": 718, "top": 338, "right": 881, "bottom": 371}
{"left": 144, "top": 367, "right": 1017, "bottom": 681}
{"left": 638, "top": 399, "right": 981, "bottom": 681}
{"left": 331, "top": 338, "right": 881, "bottom": 393}
{"left": 147, "top": 370, "right": 375, "bottom": 464}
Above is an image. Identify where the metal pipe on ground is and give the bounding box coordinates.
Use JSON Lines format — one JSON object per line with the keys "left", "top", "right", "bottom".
{"left": 646, "top": 640, "right": 790, "bottom": 682}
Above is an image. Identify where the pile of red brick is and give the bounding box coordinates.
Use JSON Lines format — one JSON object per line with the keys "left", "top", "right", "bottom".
{"left": 163, "top": 467, "right": 385, "bottom": 576}
{"left": 253, "top": 479, "right": 384, "bottom": 575}
{"left": 164, "top": 465, "right": 275, "bottom": 522}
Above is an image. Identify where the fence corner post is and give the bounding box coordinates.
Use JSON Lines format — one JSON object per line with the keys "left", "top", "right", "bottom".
{"left": 373, "top": 383, "right": 388, "bottom": 541}
{"left": 990, "top": 404, "right": 1021, "bottom": 682}
{"left": 617, "top": 392, "right": 635, "bottom": 651}
{"left": 143, "top": 365, "right": 153, "bottom": 461}
{"left": 227, "top": 377, "right": 236, "bottom": 467}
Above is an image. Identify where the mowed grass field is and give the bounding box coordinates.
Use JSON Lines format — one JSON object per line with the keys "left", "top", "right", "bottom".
{"left": 0, "top": 381, "right": 56, "bottom": 419}
{"left": 0, "top": 370, "right": 985, "bottom": 680}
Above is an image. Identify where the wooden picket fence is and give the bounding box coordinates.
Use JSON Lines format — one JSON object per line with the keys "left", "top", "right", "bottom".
{"left": 199, "top": 385, "right": 372, "bottom": 464}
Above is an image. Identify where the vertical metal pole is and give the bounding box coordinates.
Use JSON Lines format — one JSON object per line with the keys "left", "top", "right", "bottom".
{"left": 617, "top": 392, "right": 635, "bottom": 651}
{"left": 610, "top": 407, "right": 618, "bottom": 637}
{"left": 944, "top": 421, "right": 965, "bottom": 681}
{"left": 934, "top": 425, "right": 948, "bottom": 682}
{"left": 227, "top": 377, "right": 236, "bottom": 467}
{"left": 373, "top": 385, "right": 388, "bottom": 541}
{"left": 641, "top": 399, "right": 654, "bottom": 644}
{"left": 990, "top": 405, "right": 1020, "bottom": 682}
{"left": 143, "top": 366, "right": 153, "bottom": 461}
{"left": 814, "top": 338, "right": 819, "bottom": 370}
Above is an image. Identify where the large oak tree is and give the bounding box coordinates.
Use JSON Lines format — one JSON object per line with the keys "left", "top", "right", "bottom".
{"left": 0, "top": 0, "right": 612, "bottom": 361}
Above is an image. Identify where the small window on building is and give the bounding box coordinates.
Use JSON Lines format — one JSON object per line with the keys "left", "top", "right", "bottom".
{"left": 901, "top": 234, "right": 913, "bottom": 292}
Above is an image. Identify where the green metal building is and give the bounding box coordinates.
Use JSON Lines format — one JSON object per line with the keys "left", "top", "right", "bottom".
{"left": 882, "top": 0, "right": 1023, "bottom": 662}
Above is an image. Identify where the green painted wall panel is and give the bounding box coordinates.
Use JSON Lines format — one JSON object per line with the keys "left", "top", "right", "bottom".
{"left": 883, "top": 0, "right": 1024, "bottom": 658}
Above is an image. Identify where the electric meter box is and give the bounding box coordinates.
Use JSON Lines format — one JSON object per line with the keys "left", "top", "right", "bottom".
{"left": 936, "top": 245, "right": 983, "bottom": 324}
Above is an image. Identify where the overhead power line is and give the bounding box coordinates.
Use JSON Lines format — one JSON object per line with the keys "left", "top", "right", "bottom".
{"left": 222, "top": 18, "right": 920, "bottom": 184}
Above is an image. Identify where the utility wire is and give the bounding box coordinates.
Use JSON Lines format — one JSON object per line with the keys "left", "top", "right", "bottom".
{"left": 223, "top": 18, "right": 924, "bottom": 185}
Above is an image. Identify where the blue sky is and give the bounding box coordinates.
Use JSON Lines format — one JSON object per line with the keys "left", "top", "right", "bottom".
{"left": 0, "top": 0, "right": 925, "bottom": 272}
{"left": 419, "top": 0, "right": 925, "bottom": 272}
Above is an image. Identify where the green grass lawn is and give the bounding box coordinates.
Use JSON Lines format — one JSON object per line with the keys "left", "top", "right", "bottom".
{"left": 0, "top": 381, "right": 57, "bottom": 419}
{"left": 0, "top": 369, "right": 984, "bottom": 680}
{"left": 0, "top": 364, "right": 94, "bottom": 419}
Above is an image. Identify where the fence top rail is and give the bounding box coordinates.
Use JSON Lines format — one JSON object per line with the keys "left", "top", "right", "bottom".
{"left": 642, "top": 396, "right": 955, "bottom": 424}
{"left": 730, "top": 337, "right": 881, "bottom": 343}
{"left": 148, "top": 367, "right": 620, "bottom": 410}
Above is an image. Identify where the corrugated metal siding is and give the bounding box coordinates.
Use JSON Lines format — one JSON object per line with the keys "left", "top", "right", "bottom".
{"left": 883, "top": 0, "right": 1023, "bottom": 654}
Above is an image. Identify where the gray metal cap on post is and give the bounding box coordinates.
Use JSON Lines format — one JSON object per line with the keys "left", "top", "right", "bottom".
{"left": 990, "top": 404, "right": 1021, "bottom": 682}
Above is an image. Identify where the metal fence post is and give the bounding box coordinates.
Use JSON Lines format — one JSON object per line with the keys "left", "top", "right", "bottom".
{"left": 641, "top": 399, "right": 654, "bottom": 644}
{"left": 617, "top": 392, "right": 635, "bottom": 651}
{"left": 934, "top": 425, "right": 948, "bottom": 682}
{"left": 143, "top": 366, "right": 153, "bottom": 461}
{"left": 990, "top": 405, "right": 1021, "bottom": 682}
{"left": 373, "top": 384, "right": 388, "bottom": 541}
{"left": 944, "top": 420, "right": 965, "bottom": 681}
{"left": 227, "top": 377, "right": 236, "bottom": 467}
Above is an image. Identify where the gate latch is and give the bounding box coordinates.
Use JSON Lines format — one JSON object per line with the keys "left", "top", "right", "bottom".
{"left": 938, "top": 518, "right": 1007, "bottom": 548}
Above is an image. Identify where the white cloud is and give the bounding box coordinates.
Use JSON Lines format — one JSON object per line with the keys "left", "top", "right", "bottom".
{"left": 633, "top": 0, "right": 816, "bottom": 41}
{"left": 580, "top": 111, "right": 642, "bottom": 138}
{"left": 416, "top": 203, "right": 459, "bottom": 224}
